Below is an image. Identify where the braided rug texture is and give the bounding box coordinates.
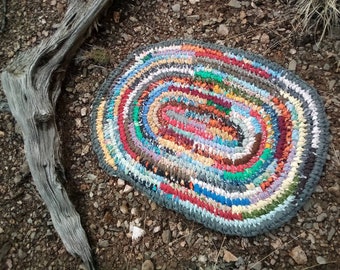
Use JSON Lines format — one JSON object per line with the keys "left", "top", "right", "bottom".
{"left": 91, "top": 40, "right": 329, "bottom": 236}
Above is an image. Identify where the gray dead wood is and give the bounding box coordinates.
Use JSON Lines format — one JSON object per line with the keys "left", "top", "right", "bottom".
{"left": 1, "top": 0, "right": 111, "bottom": 269}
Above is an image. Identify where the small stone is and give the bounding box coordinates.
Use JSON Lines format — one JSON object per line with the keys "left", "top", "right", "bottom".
{"left": 142, "top": 260, "right": 154, "bottom": 270}
{"left": 86, "top": 174, "right": 97, "bottom": 181}
{"left": 14, "top": 174, "right": 22, "bottom": 184}
{"left": 328, "top": 183, "right": 339, "bottom": 197}
{"left": 335, "top": 40, "right": 340, "bottom": 52}
{"left": 80, "top": 107, "right": 87, "bottom": 116}
{"left": 123, "top": 184, "right": 133, "bottom": 193}
{"left": 260, "top": 33, "right": 270, "bottom": 44}
{"left": 289, "top": 48, "right": 297, "bottom": 54}
{"left": 316, "top": 256, "right": 327, "bottom": 265}
{"left": 323, "top": 63, "right": 330, "bottom": 70}
{"left": 129, "top": 16, "right": 138, "bottom": 22}
{"left": 5, "top": 259, "right": 12, "bottom": 269}
{"left": 328, "top": 80, "right": 336, "bottom": 90}
{"left": 131, "top": 207, "right": 139, "bottom": 216}
{"left": 189, "top": 0, "right": 200, "bottom": 4}
{"left": 51, "top": 0, "right": 56, "bottom": 5}
{"left": 17, "top": 249, "right": 26, "bottom": 259}
{"left": 217, "top": 24, "right": 229, "bottom": 36}
{"left": 172, "top": 3, "right": 181, "bottom": 13}
{"left": 316, "top": 213, "right": 327, "bottom": 222}
{"left": 288, "top": 60, "right": 297, "bottom": 71}
{"left": 121, "top": 33, "right": 132, "bottom": 42}
{"left": 153, "top": 226, "right": 161, "bottom": 233}
{"left": 42, "top": 30, "right": 49, "bottom": 37}
{"left": 289, "top": 246, "right": 307, "bottom": 265}
{"left": 186, "top": 15, "right": 200, "bottom": 22}
{"left": 162, "top": 230, "right": 171, "bottom": 244}
{"left": 327, "top": 227, "right": 335, "bottom": 241}
{"left": 198, "top": 255, "right": 207, "bottom": 263}
{"left": 98, "top": 239, "right": 109, "bottom": 248}
{"left": 117, "top": 178, "right": 125, "bottom": 187}
{"left": 130, "top": 225, "right": 145, "bottom": 241}
{"left": 249, "top": 261, "right": 262, "bottom": 270}
{"left": 235, "top": 257, "right": 245, "bottom": 267}
{"left": 0, "top": 227, "right": 4, "bottom": 234}
{"left": 240, "top": 10, "right": 247, "bottom": 20}
{"left": 223, "top": 249, "right": 238, "bottom": 262}
{"left": 120, "top": 201, "right": 129, "bottom": 214}
{"left": 228, "top": 0, "right": 242, "bottom": 8}
{"left": 150, "top": 202, "right": 157, "bottom": 211}
{"left": 0, "top": 130, "right": 4, "bottom": 137}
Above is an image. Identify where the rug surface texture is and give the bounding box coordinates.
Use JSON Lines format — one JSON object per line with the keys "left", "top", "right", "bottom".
{"left": 91, "top": 40, "right": 329, "bottom": 236}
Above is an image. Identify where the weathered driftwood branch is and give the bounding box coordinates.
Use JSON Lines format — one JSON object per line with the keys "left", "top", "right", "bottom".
{"left": 1, "top": 0, "right": 111, "bottom": 268}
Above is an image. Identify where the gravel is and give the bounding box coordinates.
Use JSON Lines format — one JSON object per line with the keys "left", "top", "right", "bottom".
{"left": 0, "top": 0, "right": 339, "bottom": 269}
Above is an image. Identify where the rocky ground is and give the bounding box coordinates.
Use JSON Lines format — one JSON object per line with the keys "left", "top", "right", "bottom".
{"left": 0, "top": 0, "right": 339, "bottom": 269}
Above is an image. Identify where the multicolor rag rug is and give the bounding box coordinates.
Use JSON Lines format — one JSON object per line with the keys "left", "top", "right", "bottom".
{"left": 91, "top": 40, "right": 329, "bottom": 236}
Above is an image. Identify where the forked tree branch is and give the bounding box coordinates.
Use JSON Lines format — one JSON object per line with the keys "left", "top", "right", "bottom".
{"left": 1, "top": 0, "right": 112, "bottom": 269}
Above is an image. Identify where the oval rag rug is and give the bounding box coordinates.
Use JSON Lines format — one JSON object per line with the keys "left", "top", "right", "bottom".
{"left": 91, "top": 40, "right": 329, "bottom": 236}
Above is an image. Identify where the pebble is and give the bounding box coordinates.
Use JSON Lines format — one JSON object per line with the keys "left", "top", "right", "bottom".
{"left": 142, "top": 260, "right": 154, "bottom": 270}
{"left": 323, "top": 63, "right": 330, "bottom": 71}
{"left": 316, "top": 256, "right": 327, "bottom": 265}
{"left": 186, "top": 15, "right": 200, "bottom": 22}
{"left": 131, "top": 207, "right": 139, "bottom": 216}
{"left": 17, "top": 249, "right": 26, "bottom": 259}
{"left": 198, "top": 255, "right": 207, "bottom": 263}
{"left": 172, "top": 3, "right": 181, "bottom": 13}
{"left": 0, "top": 130, "right": 4, "bottom": 137}
{"left": 14, "top": 174, "right": 22, "bottom": 184}
{"left": 288, "top": 59, "right": 297, "bottom": 71}
{"left": 120, "top": 201, "right": 129, "bottom": 214}
{"left": 328, "top": 182, "right": 339, "bottom": 197}
{"left": 289, "top": 246, "right": 307, "bottom": 265}
{"left": 235, "top": 256, "right": 245, "bottom": 267}
{"left": 327, "top": 227, "right": 336, "bottom": 241}
{"left": 223, "top": 249, "right": 238, "bottom": 262}
{"left": 98, "top": 239, "right": 109, "bottom": 248}
{"left": 328, "top": 80, "right": 336, "bottom": 90}
{"left": 228, "top": 0, "right": 242, "bottom": 8}
{"left": 153, "top": 226, "right": 161, "bottom": 233}
{"left": 150, "top": 202, "right": 157, "bottom": 211}
{"left": 260, "top": 33, "right": 270, "bottom": 44}
{"left": 161, "top": 230, "right": 171, "bottom": 244}
{"left": 289, "top": 48, "right": 297, "bottom": 54}
{"left": 86, "top": 174, "right": 97, "bottom": 181}
{"left": 123, "top": 184, "right": 133, "bottom": 193}
{"left": 80, "top": 107, "right": 87, "bottom": 116}
{"left": 249, "top": 261, "right": 262, "bottom": 270}
{"left": 130, "top": 225, "right": 145, "bottom": 241}
{"left": 335, "top": 40, "right": 340, "bottom": 52}
{"left": 217, "top": 24, "right": 229, "bottom": 36}
{"left": 189, "top": 0, "right": 200, "bottom": 4}
{"left": 316, "top": 213, "right": 327, "bottom": 222}
{"left": 117, "top": 178, "right": 125, "bottom": 187}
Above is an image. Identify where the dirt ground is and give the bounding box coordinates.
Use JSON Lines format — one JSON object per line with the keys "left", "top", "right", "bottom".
{"left": 0, "top": 0, "right": 339, "bottom": 269}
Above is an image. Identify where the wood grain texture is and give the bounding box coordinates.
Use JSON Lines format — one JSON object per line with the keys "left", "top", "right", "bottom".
{"left": 1, "top": 0, "right": 112, "bottom": 269}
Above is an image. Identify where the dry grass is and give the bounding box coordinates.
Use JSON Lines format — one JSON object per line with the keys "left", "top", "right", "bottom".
{"left": 292, "top": 0, "right": 340, "bottom": 44}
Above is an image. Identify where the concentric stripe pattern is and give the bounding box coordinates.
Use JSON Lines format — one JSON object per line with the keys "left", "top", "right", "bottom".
{"left": 91, "top": 40, "right": 329, "bottom": 236}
